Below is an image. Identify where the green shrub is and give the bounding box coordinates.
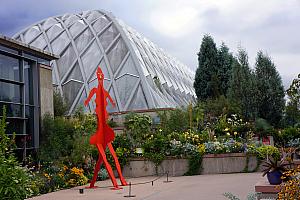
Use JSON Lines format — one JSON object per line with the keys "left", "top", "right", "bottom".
{"left": 0, "top": 107, "right": 38, "bottom": 199}
{"left": 158, "top": 108, "right": 189, "bottom": 134}
{"left": 256, "top": 145, "right": 280, "bottom": 160}
{"left": 124, "top": 112, "right": 152, "bottom": 146}
{"left": 53, "top": 90, "right": 68, "bottom": 117}
{"left": 281, "top": 127, "right": 300, "bottom": 144}
{"left": 39, "top": 115, "right": 76, "bottom": 162}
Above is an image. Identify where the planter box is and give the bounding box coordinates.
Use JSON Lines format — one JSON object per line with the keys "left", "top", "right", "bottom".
{"left": 122, "top": 153, "right": 258, "bottom": 178}
{"left": 122, "top": 157, "right": 189, "bottom": 177}
{"left": 201, "top": 153, "right": 258, "bottom": 174}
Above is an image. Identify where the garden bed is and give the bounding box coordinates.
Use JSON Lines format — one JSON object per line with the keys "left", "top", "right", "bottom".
{"left": 122, "top": 153, "right": 258, "bottom": 177}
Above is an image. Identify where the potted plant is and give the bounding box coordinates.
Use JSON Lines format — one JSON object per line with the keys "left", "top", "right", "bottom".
{"left": 261, "top": 156, "right": 291, "bottom": 185}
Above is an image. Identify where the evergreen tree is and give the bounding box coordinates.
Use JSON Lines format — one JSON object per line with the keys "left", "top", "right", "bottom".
{"left": 194, "top": 35, "right": 218, "bottom": 100}
{"left": 285, "top": 74, "right": 300, "bottom": 126}
{"left": 255, "top": 51, "right": 285, "bottom": 126}
{"left": 228, "top": 48, "right": 257, "bottom": 120}
{"left": 217, "top": 43, "right": 234, "bottom": 96}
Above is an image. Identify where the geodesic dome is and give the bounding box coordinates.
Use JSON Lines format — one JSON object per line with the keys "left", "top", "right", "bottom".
{"left": 13, "top": 10, "right": 196, "bottom": 114}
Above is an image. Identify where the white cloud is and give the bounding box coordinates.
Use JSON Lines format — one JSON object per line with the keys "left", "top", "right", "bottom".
{"left": 148, "top": 5, "right": 200, "bottom": 38}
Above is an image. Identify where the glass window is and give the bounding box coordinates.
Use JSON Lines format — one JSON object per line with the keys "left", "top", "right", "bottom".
{"left": 56, "top": 45, "right": 76, "bottom": 79}
{"left": 0, "top": 45, "right": 19, "bottom": 54}
{"left": 99, "top": 24, "right": 119, "bottom": 51}
{"left": 107, "top": 38, "right": 128, "bottom": 74}
{"left": 81, "top": 40, "right": 102, "bottom": 77}
{"left": 51, "top": 31, "right": 70, "bottom": 55}
{"left": 0, "top": 54, "right": 20, "bottom": 81}
{"left": 92, "top": 16, "right": 110, "bottom": 33}
{"left": 24, "top": 62, "right": 33, "bottom": 104}
{"left": 62, "top": 80, "right": 83, "bottom": 107}
{"left": 6, "top": 118, "right": 23, "bottom": 135}
{"left": 0, "top": 103, "right": 22, "bottom": 117}
{"left": 0, "top": 82, "right": 21, "bottom": 103}
{"left": 74, "top": 28, "right": 93, "bottom": 54}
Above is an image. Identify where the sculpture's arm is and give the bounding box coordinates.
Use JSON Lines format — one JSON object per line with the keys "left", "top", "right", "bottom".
{"left": 105, "top": 90, "right": 116, "bottom": 107}
{"left": 84, "top": 88, "right": 97, "bottom": 106}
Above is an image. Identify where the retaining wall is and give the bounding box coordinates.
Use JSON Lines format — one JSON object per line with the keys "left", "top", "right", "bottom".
{"left": 122, "top": 153, "right": 258, "bottom": 177}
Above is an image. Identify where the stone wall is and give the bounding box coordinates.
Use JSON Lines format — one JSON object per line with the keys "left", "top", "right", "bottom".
{"left": 122, "top": 153, "right": 258, "bottom": 178}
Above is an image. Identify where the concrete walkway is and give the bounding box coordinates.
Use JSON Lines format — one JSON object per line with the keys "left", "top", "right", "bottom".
{"left": 27, "top": 172, "right": 262, "bottom": 200}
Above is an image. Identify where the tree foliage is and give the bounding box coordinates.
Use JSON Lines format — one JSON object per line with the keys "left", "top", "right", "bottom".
{"left": 285, "top": 74, "right": 300, "bottom": 126}
{"left": 217, "top": 43, "right": 234, "bottom": 96}
{"left": 255, "top": 51, "right": 285, "bottom": 126}
{"left": 228, "top": 48, "right": 257, "bottom": 120}
{"left": 194, "top": 35, "right": 219, "bottom": 100}
{"left": 53, "top": 90, "right": 68, "bottom": 117}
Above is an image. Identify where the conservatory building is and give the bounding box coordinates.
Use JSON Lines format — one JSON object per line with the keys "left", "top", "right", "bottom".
{"left": 13, "top": 10, "right": 196, "bottom": 115}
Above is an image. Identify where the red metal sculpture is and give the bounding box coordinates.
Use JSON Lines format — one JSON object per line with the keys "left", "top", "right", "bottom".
{"left": 84, "top": 66, "right": 127, "bottom": 189}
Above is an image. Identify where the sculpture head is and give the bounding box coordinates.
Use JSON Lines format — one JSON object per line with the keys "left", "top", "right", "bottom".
{"left": 96, "top": 66, "right": 104, "bottom": 83}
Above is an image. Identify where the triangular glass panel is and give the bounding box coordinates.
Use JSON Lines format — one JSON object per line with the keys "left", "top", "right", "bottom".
{"left": 30, "top": 35, "right": 47, "bottom": 50}
{"left": 64, "top": 15, "right": 80, "bottom": 27}
{"left": 74, "top": 28, "right": 93, "bottom": 54}
{"left": 86, "top": 11, "right": 102, "bottom": 23}
{"left": 62, "top": 80, "right": 83, "bottom": 108}
{"left": 65, "top": 62, "right": 83, "bottom": 82}
{"left": 99, "top": 24, "right": 119, "bottom": 51}
{"left": 81, "top": 40, "right": 102, "bottom": 77}
{"left": 115, "top": 56, "right": 139, "bottom": 78}
{"left": 128, "top": 85, "right": 148, "bottom": 111}
{"left": 107, "top": 38, "right": 128, "bottom": 74}
{"left": 23, "top": 26, "right": 40, "bottom": 43}
{"left": 56, "top": 45, "right": 76, "bottom": 79}
{"left": 92, "top": 15, "right": 110, "bottom": 33}
{"left": 115, "top": 74, "right": 139, "bottom": 109}
{"left": 46, "top": 23, "right": 64, "bottom": 41}
{"left": 69, "top": 20, "right": 86, "bottom": 38}
{"left": 43, "top": 18, "right": 58, "bottom": 30}
{"left": 51, "top": 31, "right": 70, "bottom": 55}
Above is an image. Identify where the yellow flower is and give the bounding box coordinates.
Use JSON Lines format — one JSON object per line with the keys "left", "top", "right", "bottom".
{"left": 226, "top": 132, "right": 230, "bottom": 136}
{"left": 234, "top": 132, "right": 238, "bottom": 135}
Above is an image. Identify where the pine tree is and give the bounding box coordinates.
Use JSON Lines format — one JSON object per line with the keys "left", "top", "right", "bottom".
{"left": 255, "top": 51, "right": 285, "bottom": 126}
{"left": 228, "top": 48, "right": 257, "bottom": 120}
{"left": 194, "top": 35, "right": 218, "bottom": 100}
{"left": 217, "top": 43, "right": 234, "bottom": 96}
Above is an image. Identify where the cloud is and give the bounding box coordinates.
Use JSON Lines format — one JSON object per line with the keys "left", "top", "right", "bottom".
{"left": 148, "top": 5, "right": 200, "bottom": 38}
{"left": 0, "top": 0, "right": 299, "bottom": 88}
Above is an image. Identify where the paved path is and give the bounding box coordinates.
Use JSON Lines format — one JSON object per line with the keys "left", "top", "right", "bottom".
{"left": 27, "top": 172, "right": 262, "bottom": 200}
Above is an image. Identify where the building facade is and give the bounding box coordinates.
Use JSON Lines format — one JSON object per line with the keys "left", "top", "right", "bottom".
{"left": 13, "top": 10, "right": 196, "bottom": 115}
{"left": 0, "top": 35, "right": 58, "bottom": 159}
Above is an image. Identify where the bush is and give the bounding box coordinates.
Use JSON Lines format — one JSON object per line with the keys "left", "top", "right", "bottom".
{"left": 124, "top": 112, "right": 152, "bottom": 146}
{"left": 281, "top": 127, "right": 300, "bottom": 144}
{"left": 0, "top": 107, "right": 38, "bottom": 199}
{"left": 158, "top": 108, "right": 189, "bottom": 134}
{"left": 256, "top": 145, "right": 280, "bottom": 160}
{"left": 39, "top": 115, "right": 76, "bottom": 162}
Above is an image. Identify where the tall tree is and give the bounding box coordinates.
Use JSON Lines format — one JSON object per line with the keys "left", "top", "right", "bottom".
{"left": 285, "top": 74, "right": 300, "bottom": 126}
{"left": 217, "top": 43, "right": 234, "bottom": 96}
{"left": 194, "top": 35, "right": 218, "bottom": 100}
{"left": 228, "top": 48, "right": 257, "bottom": 120}
{"left": 255, "top": 51, "right": 285, "bottom": 126}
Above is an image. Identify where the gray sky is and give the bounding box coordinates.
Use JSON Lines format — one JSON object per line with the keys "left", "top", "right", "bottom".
{"left": 1, "top": 0, "right": 299, "bottom": 87}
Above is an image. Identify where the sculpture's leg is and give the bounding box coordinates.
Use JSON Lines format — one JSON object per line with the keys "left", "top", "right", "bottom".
{"left": 96, "top": 143, "right": 120, "bottom": 189}
{"left": 108, "top": 143, "right": 128, "bottom": 186}
{"left": 88, "top": 153, "right": 103, "bottom": 188}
